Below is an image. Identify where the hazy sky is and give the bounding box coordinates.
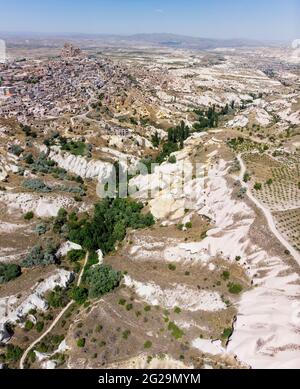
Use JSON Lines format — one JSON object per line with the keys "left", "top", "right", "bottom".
{"left": 0, "top": 0, "right": 299, "bottom": 41}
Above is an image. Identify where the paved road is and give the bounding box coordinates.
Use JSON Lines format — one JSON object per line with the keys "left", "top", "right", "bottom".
{"left": 237, "top": 154, "right": 300, "bottom": 266}
{"left": 20, "top": 252, "right": 89, "bottom": 369}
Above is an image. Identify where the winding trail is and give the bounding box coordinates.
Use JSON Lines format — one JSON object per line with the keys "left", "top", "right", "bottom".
{"left": 20, "top": 252, "right": 89, "bottom": 369}
{"left": 237, "top": 154, "right": 300, "bottom": 266}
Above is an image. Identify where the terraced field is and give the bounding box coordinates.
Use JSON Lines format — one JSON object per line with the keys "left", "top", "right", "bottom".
{"left": 243, "top": 153, "right": 300, "bottom": 252}
{"left": 274, "top": 208, "right": 300, "bottom": 252}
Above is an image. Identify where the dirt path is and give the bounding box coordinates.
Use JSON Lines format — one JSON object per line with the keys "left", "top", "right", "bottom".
{"left": 20, "top": 252, "right": 89, "bottom": 369}
{"left": 237, "top": 154, "right": 300, "bottom": 265}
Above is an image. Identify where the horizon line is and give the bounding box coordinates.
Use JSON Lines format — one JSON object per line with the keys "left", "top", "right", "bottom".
{"left": 0, "top": 30, "right": 291, "bottom": 44}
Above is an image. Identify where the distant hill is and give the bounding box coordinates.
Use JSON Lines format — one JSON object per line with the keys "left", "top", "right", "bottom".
{"left": 0, "top": 31, "right": 276, "bottom": 50}
{"left": 122, "top": 33, "right": 265, "bottom": 49}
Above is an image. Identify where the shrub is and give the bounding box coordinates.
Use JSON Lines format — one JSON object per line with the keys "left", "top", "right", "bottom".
{"left": 53, "top": 208, "right": 68, "bottom": 234}
{"left": 35, "top": 322, "right": 44, "bottom": 333}
{"left": 122, "top": 330, "right": 131, "bottom": 340}
{"left": 254, "top": 182, "right": 262, "bottom": 190}
{"left": 228, "top": 283, "right": 243, "bottom": 294}
{"left": 243, "top": 172, "right": 251, "bottom": 183}
{"left": 221, "top": 271, "right": 230, "bottom": 281}
{"left": 9, "top": 144, "right": 24, "bottom": 156}
{"left": 24, "top": 211, "right": 34, "bottom": 221}
{"left": 77, "top": 338, "right": 86, "bottom": 348}
{"left": 222, "top": 328, "right": 233, "bottom": 339}
{"left": 266, "top": 179, "right": 273, "bottom": 186}
{"left": 25, "top": 320, "right": 34, "bottom": 331}
{"left": 176, "top": 223, "right": 184, "bottom": 231}
{"left": 168, "top": 264, "right": 176, "bottom": 271}
{"left": 168, "top": 155, "right": 177, "bottom": 164}
{"left": 168, "top": 322, "right": 184, "bottom": 339}
{"left": 28, "top": 349, "right": 36, "bottom": 363}
{"left": 84, "top": 265, "right": 122, "bottom": 299}
{"left": 34, "top": 223, "right": 47, "bottom": 235}
{"left": 23, "top": 153, "right": 34, "bottom": 164}
{"left": 185, "top": 222, "right": 192, "bottom": 229}
{"left": 174, "top": 307, "right": 181, "bottom": 314}
{"left": 144, "top": 341, "right": 152, "bottom": 349}
{"left": 0, "top": 263, "right": 21, "bottom": 284}
{"left": 95, "top": 325, "right": 103, "bottom": 333}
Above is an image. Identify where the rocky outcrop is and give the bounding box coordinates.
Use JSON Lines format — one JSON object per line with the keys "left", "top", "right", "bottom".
{"left": 56, "top": 241, "right": 82, "bottom": 258}
{"left": 61, "top": 43, "right": 81, "bottom": 58}
{"left": 0, "top": 269, "right": 74, "bottom": 343}
{"left": 49, "top": 147, "right": 114, "bottom": 182}
{"left": 0, "top": 192, "right": 76, "bottom": 218}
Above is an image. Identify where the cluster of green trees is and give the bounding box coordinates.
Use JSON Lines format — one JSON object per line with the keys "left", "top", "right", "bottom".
{"left": 21, "top": 244, "right": 58, "bottom": 268}
{"left": 59, "top": 137, "right": 88, "bottom": 157}
{"left": 20, "top": 124, "right": 37, "bottom": 138}
{"left": 67, "top": 249, "right": 86, "bottom": 263}
{"left": 167, "top": 121, "right": 190, "bottom": 149}
{"left": 144, "top": 121, "right": 190, "bottom": 170}
{"left": 151, "top": 131, "right": 161, "bottom": 148}
{"left": 0, "top": 243, "right": 60, "bottom": 285}
{"left": 67, "top": 198, "right": 154, "bottom": 254}
{"left": 43, "top": 133, "right": 91, "bottom": 157}
{"left": 69, "top": 286, "right": 88, "bottom": 305}
{"left": 83, "top": 264, "right": 122, "bottom": 299}
{"left": 193, "top": 102, "right": 235, "bottom": 131}
{"left": 0, "top": 263, "right": 21, "bottom": 284}
{"left": 193, "top": 106, "right": 219, "bottom": 130}
{"left": 3, "top": 344, "right": 23, "bottom": 363}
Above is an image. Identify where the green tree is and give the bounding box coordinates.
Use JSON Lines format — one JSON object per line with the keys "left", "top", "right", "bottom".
{"left": 67, "top": 250, "right": 86, "bottom": 263}
{"left": 0, "top": 263, "right": 21, "bottom": 284}
{"left": 69, "top": 287, "right": 88, "bottom": 305}
{"left": 35, "top": 322, "right": 45, "bottom": 333}
{"left": 85, "top": 265, "right": 122, "bottom": 299}
{"left": 5, "top": 344, "right": 23, "bottom": 362}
